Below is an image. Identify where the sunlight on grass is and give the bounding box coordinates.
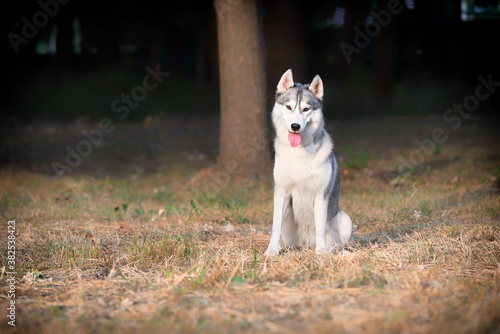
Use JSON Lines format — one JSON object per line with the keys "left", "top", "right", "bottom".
{"left": 0, "top": 118, "right": 499, "bottom": 333}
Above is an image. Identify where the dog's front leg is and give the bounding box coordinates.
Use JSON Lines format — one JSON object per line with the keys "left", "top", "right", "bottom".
{"left": 264, "top": 187, "right": 287, "bottom": 256}
{"left": 314, "top": 194, "right": 328, "bottom": 254}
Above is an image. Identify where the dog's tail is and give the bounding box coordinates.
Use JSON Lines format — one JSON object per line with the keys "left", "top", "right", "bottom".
{"left": 330, "top": 210, "right": 354, "bottom": 249}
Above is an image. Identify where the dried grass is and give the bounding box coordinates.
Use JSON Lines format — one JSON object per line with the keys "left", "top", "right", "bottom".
{"left": 1, "top": 118, "right": 499, "bottom": 333}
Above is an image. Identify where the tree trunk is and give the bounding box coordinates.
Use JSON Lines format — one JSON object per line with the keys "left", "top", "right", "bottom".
{"left": 215, "top": 0, "right": 271, "bottom": 178}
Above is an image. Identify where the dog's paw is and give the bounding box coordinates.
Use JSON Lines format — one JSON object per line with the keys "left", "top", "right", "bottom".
{"left": 315, "top": 247, "right": 329, "bottom": 255}
{"left": 264, "top": 248, "right": 280, "bottom": 256}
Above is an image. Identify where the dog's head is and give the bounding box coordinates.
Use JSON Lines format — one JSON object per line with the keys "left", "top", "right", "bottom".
{"left": 274, "top": 69, "right": 324, "bottom": 147}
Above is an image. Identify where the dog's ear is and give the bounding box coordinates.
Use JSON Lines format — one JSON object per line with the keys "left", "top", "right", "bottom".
{"left": 309, "top": 75, "right": 324, "bottom": 100}
{"left": 277, "top": 69, "right": 294, "bottom": 94}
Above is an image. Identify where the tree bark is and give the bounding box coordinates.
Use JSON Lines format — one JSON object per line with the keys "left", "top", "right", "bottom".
{"left": 215, "top": 0, "right": 272, "bottom": 177}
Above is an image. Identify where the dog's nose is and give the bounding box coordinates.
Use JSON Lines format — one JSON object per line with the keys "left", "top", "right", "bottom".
{"left": 291, "top": 123, "right": 300, "bottom": 131}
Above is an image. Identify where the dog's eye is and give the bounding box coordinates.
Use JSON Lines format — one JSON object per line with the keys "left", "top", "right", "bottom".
{"left": 303, "top": 107, "right": 310, "bottom": 112}
{"left": 286, "top": 105, "right": 292, "bottom": 110}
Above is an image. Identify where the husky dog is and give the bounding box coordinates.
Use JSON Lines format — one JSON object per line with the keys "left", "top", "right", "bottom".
{"left": 264, "top": 69, "right": 353, "bottom": 256}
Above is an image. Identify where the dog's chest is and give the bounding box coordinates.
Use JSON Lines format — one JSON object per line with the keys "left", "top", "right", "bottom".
{"left": 273, "top": 145, "right": 331, "bottom": 193}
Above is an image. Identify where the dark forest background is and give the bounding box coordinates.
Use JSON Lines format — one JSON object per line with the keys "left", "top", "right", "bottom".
{"left": 2, "top": 0, "right": 499, "bottom": 124}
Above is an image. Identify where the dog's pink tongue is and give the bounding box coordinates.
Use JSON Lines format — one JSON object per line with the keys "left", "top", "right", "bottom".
{"left": 288, "top": 132, "right": 301, "bottom": 147}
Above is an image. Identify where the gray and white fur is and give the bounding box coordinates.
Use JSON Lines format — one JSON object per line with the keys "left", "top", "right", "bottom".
{"left": 265, "top": 69, "right": 353, "bottom": 256}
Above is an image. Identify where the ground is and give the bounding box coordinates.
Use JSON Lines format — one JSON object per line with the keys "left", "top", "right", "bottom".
{"left": 0, "top": 114, "right": 499, "bottom": 333}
